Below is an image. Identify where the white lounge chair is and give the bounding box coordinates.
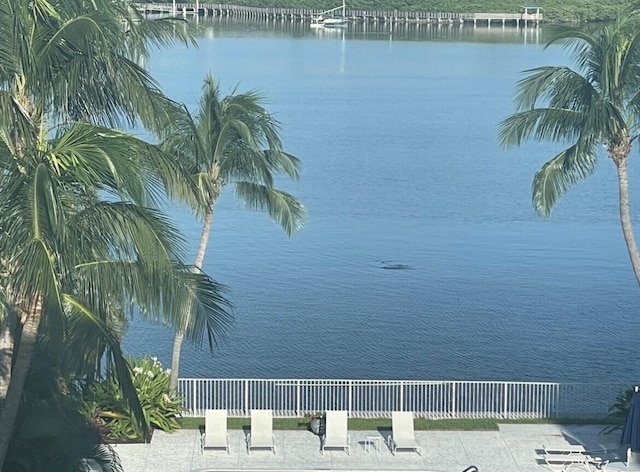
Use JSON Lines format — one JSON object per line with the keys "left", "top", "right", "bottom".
{"left": 322, "top": 410, "right": 350, "bottom": 455}
{"left": 541, "top": 444, "right": 586, "bottom": 455}
{"left": 247, "top": 409, "right": 276, "bottom": 454}
{"left": 389, "top": 411, "right": 422, "bottom": 455}
{"left": 201, "top": 409, "right": 230, "bottom": 453}
{"left": 541, "top": 444, "right": 605, "bottom": 471}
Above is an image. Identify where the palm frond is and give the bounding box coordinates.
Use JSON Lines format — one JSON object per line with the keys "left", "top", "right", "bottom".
{"left": 11, "top": 238, "right": 65, "bottom": 338}
{"left": 173, "top": 269, "right": 233, "bottom": 349}
{"left": 92, "top": 444, "right": 124, "bottom": 472}
{"left": 32, "top": 162, "right": 64, "bottom": 240}
{"left": 234, "top": 182, "right": 305, "bottom": 236}
{"left": 68, "top": 202, "right": 186, "bottom": 270}
{"left": 64, "top": 295, "right": 149, "bottom": 440}
{"left": 0, "top": 91, "right": 37, "bottom": 151}
{"left": 220, "top": 148, "right": 274, "bottom": 187}
{"left": 546, "top": 26, "right": 598, "bottom": 67}
{"left": 264, "top": 151, "right": 301, "bottom": 180}
{"left": 513, "top": 66, "right": 595, "bottom": 112}
{"left": 498, "top": 108, "right": 584, "bottom": 148}
{"left": 51, "top": 123, "right": 177, "bottom": 208}
{"left": 532, "top": 141, "right": 598, "bottom": 217}
{"left": 72, "top": 259, "right": 233, "bottom": 349}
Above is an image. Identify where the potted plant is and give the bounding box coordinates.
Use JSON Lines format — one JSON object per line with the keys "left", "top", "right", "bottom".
{"left": 304, "top": 412, "right": 326, "bottom": 436}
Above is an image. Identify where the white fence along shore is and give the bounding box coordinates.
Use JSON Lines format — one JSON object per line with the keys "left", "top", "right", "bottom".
{"left": 178, "top": 379, "right": 626, "bottom": 419}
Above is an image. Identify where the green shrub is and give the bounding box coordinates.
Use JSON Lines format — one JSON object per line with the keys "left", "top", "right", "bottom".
{"left": 82, "top": 356, "right": 184, "bottom": 440}
{"left": 4, "top": 354, "right": 124, "bottom": 472}
{"left": 603, "top": 386, "right": 636, "bottom": 434}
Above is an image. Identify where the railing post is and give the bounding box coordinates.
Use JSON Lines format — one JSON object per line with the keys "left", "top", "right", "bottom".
{"left": 399, "top": 381, "right": 404, "bottom": 411}
{"left": 296, "top": 380, "right": 301, "bottom": 417}
{"left": 244, "top": 379, "right": 249, "bottom": 417}
{"left": 192, "top": 379, "right": 197, "bottom": 416}
{"left": 451, "top": 382, "right": 456, "bottom": 418}
{"left": 348, "top": 380, "right": 352, "bottom": 416}
{"left": 503, "top": 382, "right": 509, "bottom": 419}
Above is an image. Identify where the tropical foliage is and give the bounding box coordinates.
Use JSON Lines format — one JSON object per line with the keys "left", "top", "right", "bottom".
{"left": 82, "top": 356, "right": 184, "bottom": 440}
{"left": 0, "top": 0, "right": 232, "bottom": 468}
{"left": 161, "top": 74, "right": 305, "bottom": 389}
{"left": 603, "top": 386, "right": 637, "bottom": 434}
{"left": 4, "top": 349, "right": 124, "bottom": 472}
{"left": 498, "top": 15, "right": 640, "bottom": 287}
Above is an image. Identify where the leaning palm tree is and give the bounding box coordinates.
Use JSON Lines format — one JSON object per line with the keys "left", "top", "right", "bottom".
{"left": 162, "top": 74, "right": 306, "bottom": 389}
{"left": 498, "top": 17, "right": 640, "bottom": 286}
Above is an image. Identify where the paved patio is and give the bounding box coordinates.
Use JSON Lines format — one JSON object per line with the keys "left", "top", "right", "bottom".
{"left": 111, "top": 423, "right": 623, "bottom": 472}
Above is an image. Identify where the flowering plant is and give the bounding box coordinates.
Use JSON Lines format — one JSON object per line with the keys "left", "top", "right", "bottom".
{"left": 81, "top": 356, "right": 184, "bottom": 440}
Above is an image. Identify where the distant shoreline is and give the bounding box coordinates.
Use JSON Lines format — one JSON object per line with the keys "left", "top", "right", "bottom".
{"left": 136, "top": 0, "right": 623, "bottom": 23}
{"left": 138, "top": 3, "right": 543, "bottom": 27}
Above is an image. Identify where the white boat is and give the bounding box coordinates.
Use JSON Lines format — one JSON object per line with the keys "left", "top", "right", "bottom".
{"left": 311, "top": 0, "right": 349, "bottom": 28}
{"left": 323, "top": 17, "right": 349, "bottom": 27}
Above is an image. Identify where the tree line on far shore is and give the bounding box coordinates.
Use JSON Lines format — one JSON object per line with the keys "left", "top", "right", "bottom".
{"left": 151, "top": 0, "right": 630, "bottom": 23}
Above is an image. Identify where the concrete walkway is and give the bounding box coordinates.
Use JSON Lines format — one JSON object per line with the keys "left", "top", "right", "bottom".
{"left": 112, "top": 423, "right": 622, "bottom": 472}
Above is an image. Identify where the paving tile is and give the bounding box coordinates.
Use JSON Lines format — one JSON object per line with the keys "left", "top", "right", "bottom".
{"left": 458, "top": 431, "right": 519, "bottom": 472}
{"left": 327, "top": 435, "right": 381, "bottom": 470}
{"left": 282, "top": 431, "right": 330, "bottom": 467}
{"left": 112, "top": 442, "right": 150, "bottom": 471}
{"left": 193, "top": 449, "right": 240, "bottom": 470}
{"left": 117, "top": 457, "right": 148, "bottom": 472}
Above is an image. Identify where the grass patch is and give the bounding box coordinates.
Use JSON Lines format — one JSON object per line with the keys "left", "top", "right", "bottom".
{"left": 178, "top": 417, "right": 310, "bottom": 430}
{"left": 500, "top": 417, "right": 613, "bottom": 425}
{"left": 178, "top": 416, "right": 610, "bottom": 431}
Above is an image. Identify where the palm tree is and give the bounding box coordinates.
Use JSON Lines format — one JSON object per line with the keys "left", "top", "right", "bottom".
{"left": 498, "top": 17, "right": 640, "bottom": 286}
{"left": 162, "top": 74, "right": 306, "bottom": 389}
{"left": 0, "top": 0, "right": 232, "bottom": 466}
{"left": 0, "top": 0, "right": 193, "bottom": 133}
{"left": 0, "top": 121, "right": 233, "bottom": 468}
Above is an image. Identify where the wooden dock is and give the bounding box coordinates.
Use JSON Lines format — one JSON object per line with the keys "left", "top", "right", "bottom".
{"left": 136, "top": 3, "right": 543, "bottom": 26}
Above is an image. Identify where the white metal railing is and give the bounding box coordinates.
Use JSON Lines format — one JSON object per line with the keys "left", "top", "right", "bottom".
{"left": 177, "top": 379, "right": 626, "bottom": 419}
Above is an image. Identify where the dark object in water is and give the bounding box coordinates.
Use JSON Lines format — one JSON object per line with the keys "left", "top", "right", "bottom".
{"left": 380, "top": 262, "right": 412, "bottom": 270}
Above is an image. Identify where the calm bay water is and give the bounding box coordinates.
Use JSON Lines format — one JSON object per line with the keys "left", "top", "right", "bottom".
{"left": 124, "top": 19, "right": 640, "bottom": 383}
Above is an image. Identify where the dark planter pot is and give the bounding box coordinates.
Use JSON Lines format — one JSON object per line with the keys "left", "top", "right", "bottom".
{"left": 308, "top": 417, "right": 326, "bottom": 436}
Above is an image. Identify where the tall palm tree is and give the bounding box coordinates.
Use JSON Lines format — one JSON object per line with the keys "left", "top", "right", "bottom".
{"left": 0, "top": 0, "right": 232, "bottom": 466}
{"left": 498, "top": 17, "right": 640, "bottom": 286}
{"left": 162, "top": 74, "right": 305, "bottom": 389}
{"left": 0, "top": 121, "right": 233, "bottom": 468}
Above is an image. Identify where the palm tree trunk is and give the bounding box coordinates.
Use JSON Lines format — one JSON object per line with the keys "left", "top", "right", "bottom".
{"left": 169, "top": 201, "right": 217, "bottom": 391}
{"left": 0, "top": 310, "right": 17, "bottom": 400}
{"left": 0, "top": 303, "right": 42, "bottom": 469}
{"left": 616, "top": 157, "right": 640, "bottom": 286}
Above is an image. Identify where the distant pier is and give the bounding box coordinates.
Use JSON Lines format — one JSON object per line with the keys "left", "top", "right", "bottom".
{"left": 136, "top": 3, "right": 543, "bottom": 26}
